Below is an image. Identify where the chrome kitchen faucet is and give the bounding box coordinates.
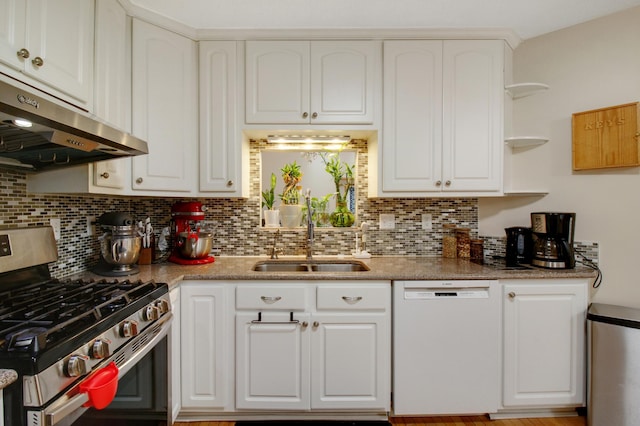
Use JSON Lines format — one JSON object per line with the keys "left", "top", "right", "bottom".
{"left": 305, "top": 189, "right": 314, "bottom": 259}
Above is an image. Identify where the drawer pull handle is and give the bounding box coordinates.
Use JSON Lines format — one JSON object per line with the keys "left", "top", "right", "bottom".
{"left": 251, "top": 311, "right": 300, "bottom": 324}
{"left": 260, "top": 296, "right": 282, "bottom": 304}
{"left": 342, "top": 296, "right": 363, "bottom": 304}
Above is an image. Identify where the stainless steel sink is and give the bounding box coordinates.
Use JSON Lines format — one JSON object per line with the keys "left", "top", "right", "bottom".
{"left": 253, "top": 260, "right": 370, "bottom": 272}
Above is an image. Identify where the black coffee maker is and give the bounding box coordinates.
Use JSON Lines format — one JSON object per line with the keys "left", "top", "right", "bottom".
{"left": 530, "top": 212, "right": 576, "bottom": 269}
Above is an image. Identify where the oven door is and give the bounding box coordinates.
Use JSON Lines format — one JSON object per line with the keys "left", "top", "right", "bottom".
{"left": 28, "top": 313, "right": 172, "bottom": 426}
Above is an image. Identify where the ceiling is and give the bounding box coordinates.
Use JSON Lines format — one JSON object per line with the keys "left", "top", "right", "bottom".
{"left": 128, "top": 0, "right": 640, "bottom": 40}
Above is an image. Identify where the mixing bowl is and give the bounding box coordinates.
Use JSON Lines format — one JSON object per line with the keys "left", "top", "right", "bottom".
{"left": 176, "top": 231, "right": 213, "bottom": 259}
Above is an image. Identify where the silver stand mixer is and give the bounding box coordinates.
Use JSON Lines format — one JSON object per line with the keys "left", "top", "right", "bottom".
{"left": 93, "top": 212, "right": 142, "bottom": 276}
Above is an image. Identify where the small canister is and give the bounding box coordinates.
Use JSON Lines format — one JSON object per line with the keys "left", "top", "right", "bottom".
{"left": 456, "top": 228, "right": 471, "bottom": 258}
{"left": 470, "top": 239, "right": 484, "bottom": 264}
{"left": 442, "top": 224, "right": 457, "bottom": 258}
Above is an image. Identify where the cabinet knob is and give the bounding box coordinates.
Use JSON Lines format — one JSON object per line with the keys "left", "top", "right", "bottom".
{"left": 16, "top": 48, "right": 30, "bottom": 59}
{"left": 435, "top": 180, "right": 442, "bottom": 187}
{"left": 445, "top": 180, "right": 452, "bottom": 186}
{"left": 227, "top": 180, "right": 233, "bottom": 187}
{"left": 508, "top": 292, "right": 516, "bottom": 299}
{"left": 302, "top": 112, "right": 309, "bottom": 118}
{"left": 32, "top": 56, "right": 44, "bottom": 67}
{"left": 302, "top": 321, "right": 309, "bottom": 328}
{"left": 311, "top": 112, "right": 318, "bottom": 119}
{"left": 313, "top": 321, "right": 319, "bottom": 328}
{"left": 136, "top": 177, "right": 143, "bottom": 184}
{"left": 100, "top": 172, "right": 110, "bottom": 179}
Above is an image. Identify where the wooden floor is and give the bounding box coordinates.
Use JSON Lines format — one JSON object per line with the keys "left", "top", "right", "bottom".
{"left": 174, "top": 415, "right": 586, "bottom": 426}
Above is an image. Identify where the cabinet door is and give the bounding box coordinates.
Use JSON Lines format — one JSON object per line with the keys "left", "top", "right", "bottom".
{"left": 93, "top": 0, "right": 129, "bottom": 191}
{"left": 310, "top": 313, "right": 390, "bottom": 410}
{"left": 245, "top": 41, "right": 310, "bottom": 124}
{"left": 199, "top": 41, "right": 240, "bottom": 194}
{"left": 502, "top": 280, "right": 587, "bottom": 407}
{"left": 180, "top": 284, "right": 228, "bottom": 409}
{"left": 442, "top": 40, "right": 503, "bottom": 192}
{"left": 24, "top": 0, "right": 94, "bottom": 104}
{"left": 236, "top": 312, "right": 311, "bottom": 410}
{"left": 0, "top": 0, "right": 26, "bottom": 71}
{"left": 382, "top": 40, "right": 442, "bottom": 192}
{"left": 131, "top": 19, "right": 197, "bottom": 192}
{"left": 310, "top": 41, "right": 377, "bottom": 124}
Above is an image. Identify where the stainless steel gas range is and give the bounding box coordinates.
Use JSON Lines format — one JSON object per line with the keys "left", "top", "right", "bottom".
{"left": 0, "top": 227, "right": 172, "bottom": 426}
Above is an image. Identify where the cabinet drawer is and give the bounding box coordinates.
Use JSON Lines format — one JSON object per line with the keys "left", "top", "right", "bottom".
{"left": 317, "top": 285, "right": 388, "bottom": 310}
{"left": 236, "top": 285, "right": 308, "bottom": 310}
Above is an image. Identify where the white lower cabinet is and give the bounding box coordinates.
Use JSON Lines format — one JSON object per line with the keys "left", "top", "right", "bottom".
{"left": 180, "top": 282, "right": 232, "bottom": 411}
{"left": 235, "top": 281, "right": 391, "bottom": 412}
{"left": 500, "top": 279, "right": 588, "bottom": 411}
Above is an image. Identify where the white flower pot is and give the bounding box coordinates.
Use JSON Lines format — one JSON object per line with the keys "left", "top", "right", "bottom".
{"left": 279, "top": 204, "right": 303, "bottom": 228}
{"left": 263, "top": 209, "right": 280, "bottom": 227}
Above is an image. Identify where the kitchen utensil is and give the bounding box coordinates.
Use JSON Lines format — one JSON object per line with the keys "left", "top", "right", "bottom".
{"left": 176, "top": 231, "right": 213, "bottom": 259}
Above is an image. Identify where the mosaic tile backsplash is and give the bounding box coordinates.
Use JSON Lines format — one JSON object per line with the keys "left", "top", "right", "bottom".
{"left": 0, "top": 138, "right": 598, "bottom": 278}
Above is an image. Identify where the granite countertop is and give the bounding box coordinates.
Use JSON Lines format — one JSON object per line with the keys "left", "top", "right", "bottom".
{"left": 73, "top": 256, "right": 597, "bottom": 289}
{"left": 0, "top": 369, "right": 18, "bottom": 390}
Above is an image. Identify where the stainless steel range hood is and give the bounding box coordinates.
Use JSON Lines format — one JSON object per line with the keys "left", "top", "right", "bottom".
{"left": 0, "top": 80, "right": 148, "bottom": 172}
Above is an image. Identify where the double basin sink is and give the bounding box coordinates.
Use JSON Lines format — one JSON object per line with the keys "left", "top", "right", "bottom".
{"left": 253, "top": 259, "right": 370, "bottom": 273}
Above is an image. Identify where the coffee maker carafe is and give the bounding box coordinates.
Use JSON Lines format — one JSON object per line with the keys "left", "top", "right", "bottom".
{"left": 530, "top": 212, "right": 576, "bottom": 269}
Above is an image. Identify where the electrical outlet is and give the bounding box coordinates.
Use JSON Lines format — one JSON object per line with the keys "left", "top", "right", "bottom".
{"left": 50, "top": 218, "right": 61, "bottom": 241}
{"left": 379, "top": 214, "right": 395, "bottom": 230}
{"left": 422, "top": 213, "right": 433, "bottom": 230}
{"left": 86, "top": 216, "right": 95, "bottom": 236}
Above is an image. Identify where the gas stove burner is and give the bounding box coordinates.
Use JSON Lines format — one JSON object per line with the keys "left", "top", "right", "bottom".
{"left": 6, "top": 327, "right": 48, "bottom": 351}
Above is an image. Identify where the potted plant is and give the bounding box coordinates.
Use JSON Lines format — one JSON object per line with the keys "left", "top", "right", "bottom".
{"left": 261, "top": 172, "right": 279, "bottom": 227}
{"left": 321, "top": 152, "right": 355, "bottom": 227}
{"left": 279, "top": 161, "right": 303, "bottom": 227}
{"left": 312, "top": 194, "right": 332, "bottom": 227}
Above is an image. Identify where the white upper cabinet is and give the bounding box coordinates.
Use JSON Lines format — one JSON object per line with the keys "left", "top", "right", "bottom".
{"left": 245, "top": 40, "right": 378, "bottom": 125}
{"left": 93, "top": 0, "right": 130, "bottom": 191}
{"left": 382, "top": 40, "right": 443, "bottom": 193}
{"left": 442, "top": 40, "right": 503, "bottom": 193}
{"left": 378, "top": 39, "right": 504, "bottom": 197}
{"left": 131, "top": 18, "right": 198, "bottom": 193}
{"left": 199, "top": 41, "right": 246, "bottom": 196}
{"left": 0, "top": 0, "right": 94, "bottom": 108}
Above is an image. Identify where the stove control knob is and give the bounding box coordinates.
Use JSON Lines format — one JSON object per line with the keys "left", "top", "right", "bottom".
{"left": 119, "top": 320, "right": 139, "bottom": 337}
{"left": 91, "top": 339, "right": 111, "bottom": 359}
{"left": 65, "top": 355, "right": 89, "bottom": 377}
{"left": 142, "top": 304, "right": 160, "bottom": 321}
{"left": 154, "top": 299, "right": 170, "bottom": 315}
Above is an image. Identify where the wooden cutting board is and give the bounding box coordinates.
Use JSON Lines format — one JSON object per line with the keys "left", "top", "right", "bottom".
{"left": 572, "top": 102, "right": 640, "bottom": 170}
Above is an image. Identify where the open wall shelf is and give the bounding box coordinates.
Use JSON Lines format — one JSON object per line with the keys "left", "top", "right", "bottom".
{"left": 505, "top": 83, "right": 549, "bottom": 99}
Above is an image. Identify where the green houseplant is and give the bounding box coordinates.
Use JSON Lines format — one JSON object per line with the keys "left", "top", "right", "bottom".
{"left": 261, "top": 172, "right": 279, "bottom": 227}
{"left": 321, "top": 153, "right": 355, "bottom": 227}
{"left": 279, "top": 161, "right": 303, "bottom": 227}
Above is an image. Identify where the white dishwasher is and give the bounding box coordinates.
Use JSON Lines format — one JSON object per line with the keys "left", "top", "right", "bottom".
{"left": 393, "top": 280, "right": 500, "bottom": 415}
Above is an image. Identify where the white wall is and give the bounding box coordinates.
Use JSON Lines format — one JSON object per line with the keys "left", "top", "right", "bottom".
{"left": 479, "top": 6, "right": 640, "bottom": 307}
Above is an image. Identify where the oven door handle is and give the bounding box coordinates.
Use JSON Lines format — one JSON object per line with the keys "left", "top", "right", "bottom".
{"left": 45, "top": 392, "right": 90, "bottom": 425}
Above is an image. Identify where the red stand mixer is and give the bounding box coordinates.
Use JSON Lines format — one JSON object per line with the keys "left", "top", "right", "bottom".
{"left": 168, "top": 201, "right": 216, "bottom": 265}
